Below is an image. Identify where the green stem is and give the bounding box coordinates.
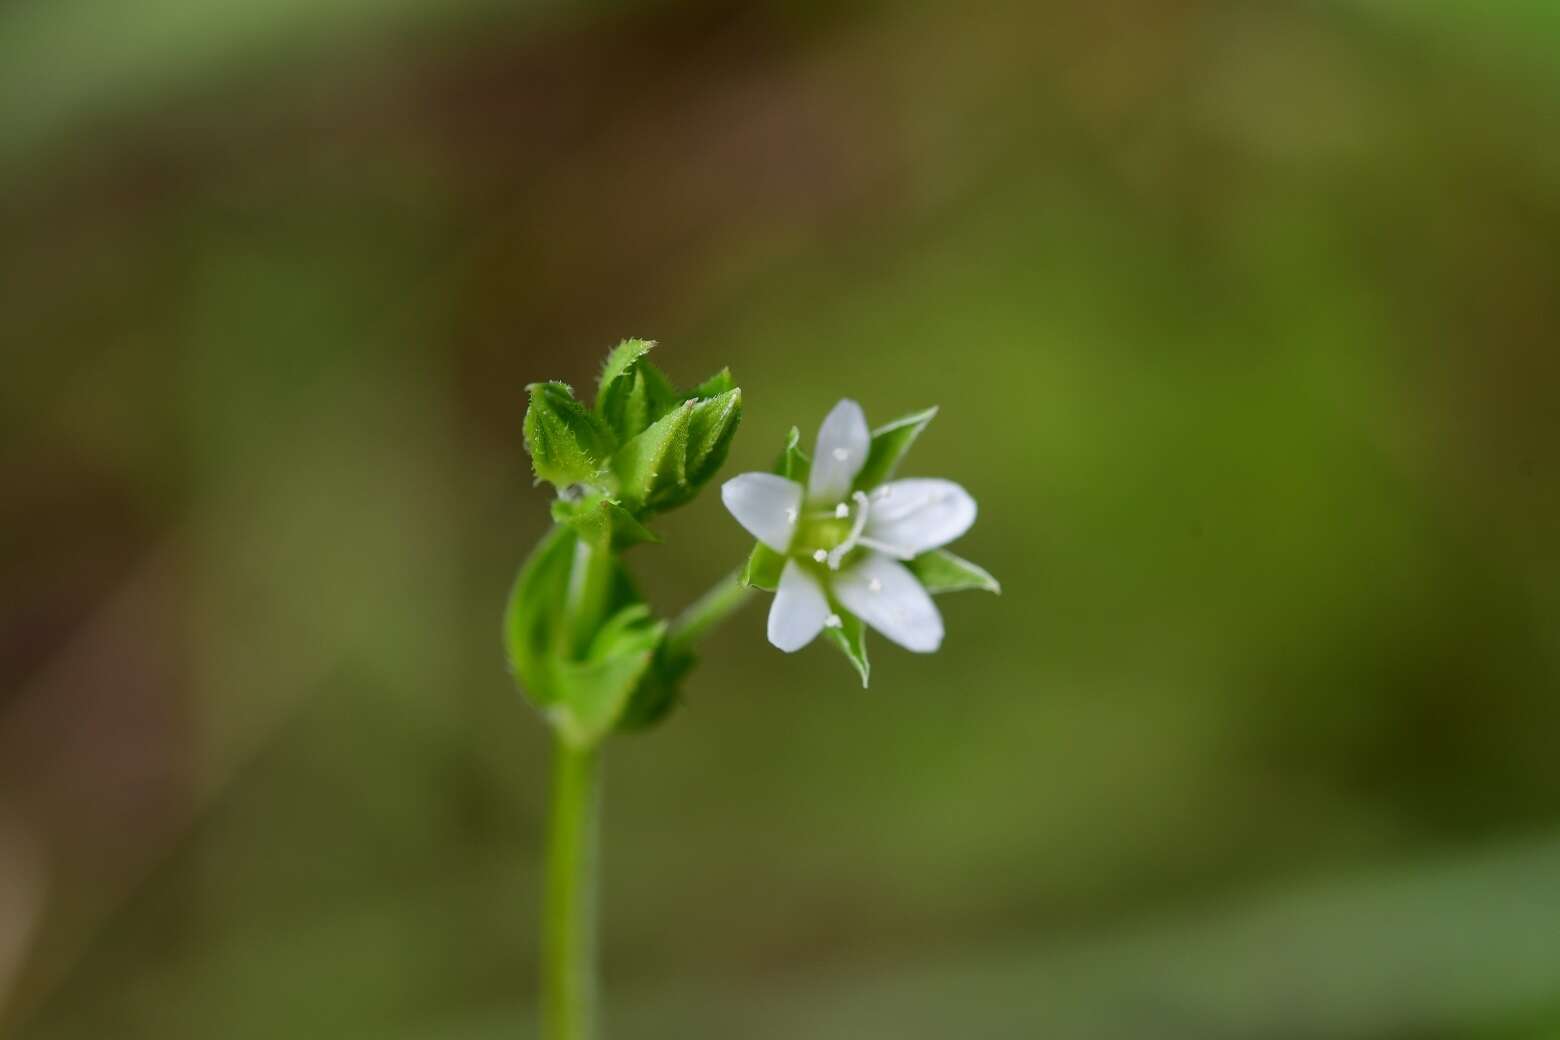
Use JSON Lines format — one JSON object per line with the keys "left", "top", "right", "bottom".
{"left": 542, "top": 738, "right": 602, "bottom": 1040}
{"left": 665, "top": 568, "right": 754, "bottom": 659}
{"left": 539, "top": 568, "right": 749, "bottom": 1040}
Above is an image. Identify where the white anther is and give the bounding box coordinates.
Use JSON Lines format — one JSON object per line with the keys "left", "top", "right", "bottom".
{"left": 812, "top": 549, "right": 828, "bottom": 563}
{"left": 831, "top": 448, "right": 850, "bottom": 462}
{"left": 834, "top": 502, "right": 850, "bottom": 519}
{"left": 784, "top": 507, "right": 798, "bottom": 524}
{"left": 868, "top": 577, "right": 883, "bottom": 593}
{"left": 824, "top": 613, "right": 843, "bottom": 629}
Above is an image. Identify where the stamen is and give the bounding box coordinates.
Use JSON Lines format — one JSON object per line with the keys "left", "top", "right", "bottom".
{"left": 831, "top": 448, "right": 850, "bottom": 462}
{"left": 823, "top": 613, "right": 843, "bottom": 629}
{"left": 784, "top": 507, "right": 799, "bottom": 524}
{"left": 834, "top": 502, "right": 850, "bottom": 519}
{"left": 826, "top": 491, "right": 872, "bottom": 570}
{"left": 812, "top": 549, "right": 828, "bottom": 564}
{"left": 868, "top": 577, "right": 883, "bottom": 594}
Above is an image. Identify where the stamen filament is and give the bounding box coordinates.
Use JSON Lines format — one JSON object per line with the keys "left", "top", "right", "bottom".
{"left": 827, "top": 491, "right": 872, "bottom": 570}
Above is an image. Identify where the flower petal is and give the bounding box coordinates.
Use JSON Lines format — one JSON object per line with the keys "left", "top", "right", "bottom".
{"left": 808, "top": 399, "right": 870, "bottom": 504}
{"left": 832, "top": 553, "right": 944, "bottom": 653}
{"left": 769, "top": 560, "right": 830, "bottom": 652}
{"left": 721, "top": 472, "right": 803, "bottom": 552}
{"left": 862, "top": 478, "right": 976, "bottom": 557}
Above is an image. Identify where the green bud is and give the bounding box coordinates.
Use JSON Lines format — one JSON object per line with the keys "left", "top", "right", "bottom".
{"left": 523, "top": 381, "right": 616, "bottom": 491}
{"left": 596, "top": 339, "right": 682, "bottom": 442}
{"left": 611, "top": 387, "right": 744, "bottom": 515}
{"left": 684, "top": 387, "right": 742, "bottom": 488}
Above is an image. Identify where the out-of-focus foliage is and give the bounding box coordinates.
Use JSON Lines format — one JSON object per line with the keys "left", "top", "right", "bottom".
{"left": 2, "top": 0, "right": 1559, "bottom": 1037}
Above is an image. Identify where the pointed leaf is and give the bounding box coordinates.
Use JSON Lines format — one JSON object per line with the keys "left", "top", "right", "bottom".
{"left": 824, "top": 611, "right": 871, "bottom": 688}
{"left": 524, "top": 382, "right": 615, "bottom": 490}
{"left": 853, "top": 406, "right": 937, "bottom": 492}
{"left": 551, "top": 494, "right": 659, "bottom": 551}
{"left": 596, "top": 339, "right": 662, "bottom": 441}
{"left": 611, "top": 399, "right": 694, "bottom": 512}
{"left": 546, "top": 602, "right": 666, "bottom": 746}
{"left": 616, "top": 643, "right": 697, "bottom": 731}
{"left": 686, "top": 366, "right": 735, "bottom": 400}
{"left": 773, "top": 425, "right": 812, "bottom": 484}
{"left": 637, "top": 361, "right": 681, "bottom": 421}
{"left": 740, "top": 542, "right": 786, "bottom": 591}
{"left": 503, "top": 525, "right": 576, "bottom": 704}
{"left": 907, "top": 549, "right": 1001, "bottom": 595}
{"left": 685, "top": 387, "right": 742, "bottom": 487}
{"left": 597, "top": 338, "right": 655, "bottom": 399}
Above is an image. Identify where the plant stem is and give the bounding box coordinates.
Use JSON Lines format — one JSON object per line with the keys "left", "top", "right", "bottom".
{"left": 539, "top": 568, "right": 749, "bottom": 1039}
{"left": 542, "top": 738, "right": 602, "bottom": 1040}
{"left": 665, "top": 568, "right": 754, "bottom": 659}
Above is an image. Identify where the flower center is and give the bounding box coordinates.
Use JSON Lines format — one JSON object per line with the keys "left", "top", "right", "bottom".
{"left": 793, "top": 491, "right": 870, "bottom": 570}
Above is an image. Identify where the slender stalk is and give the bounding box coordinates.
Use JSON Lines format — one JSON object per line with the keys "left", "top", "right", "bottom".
{"left": 542, "top": 738, "right": 602, "bottom": 1040}
{"left": 666, "top": 568, "right": 754, "bottom": 659}
{"left": 539, "top": 567, "right": 749, "bottom": 1039}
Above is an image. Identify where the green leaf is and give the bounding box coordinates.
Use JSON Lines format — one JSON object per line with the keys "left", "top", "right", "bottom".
{"left": 596, "top": 339, "right": 679, "bottom": 441}
{"left": 741, "top": 542, "right": 786, "bottom": 590}
{"left": 684, "top": 387, "right": 742, "bottom": 487}
{"left": 907, "top": 549, "right": 1001, "bottom": 595}
{"left": 548, "top": 605, "right": 665, "bottom": 747}
{"left": 550, "top": 494, "right": 659, "bottom": 551}
{"left": 523, "top": 382, "right": 616, "bottom": 490}
{"left": 774, "top": 425, "right": 811, "bottom": 484}
{"left": 616, "top": 643, "right": 697, "bottom": 731}
{"left": 637, "top": 361, "right": 681, "bottom": 420}
{"left": 824, "top": 611, "right": 870, "bottom": 687}
{"left": 853, "top": 406, "right": 937, "bottom": 491}
{"left": 597, "top": 338, "right": 655, "bottom": 397}
{"left": 610, "top": 399, "right": 695, "bottom": 513}
{"left": 686, "top": 366, "right": 734, "bottom": 400}
{"left": 502, "top": 525, "right": 576, "bottom": 704}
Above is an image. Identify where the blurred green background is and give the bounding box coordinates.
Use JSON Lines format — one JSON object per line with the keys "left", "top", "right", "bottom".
{"left": 4, "top": 1, "right": 1560, "bottom": 1037}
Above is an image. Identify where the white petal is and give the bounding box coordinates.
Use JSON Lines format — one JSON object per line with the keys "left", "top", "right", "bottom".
{"left": 721, "top": 473, "right": 803, "bottom": 552}
{"left": 768, "top": 560, "right": 830, "bottom": 652}
{"left": 833, "top": 553, "right": 944, "bottom": 653}
{"left": 808, "top": 399, "right": 870, "bottom": 504}
{"left": 862, "top": 479, "right": 976, "bottom": 558}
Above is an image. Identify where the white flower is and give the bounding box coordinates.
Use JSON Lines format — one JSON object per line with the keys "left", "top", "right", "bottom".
{"left": 721, "top": 399, "right": 977, "bottom": 655}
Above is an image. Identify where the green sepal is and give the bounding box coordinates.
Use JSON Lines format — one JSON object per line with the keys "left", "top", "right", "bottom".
{"left": 523, "top": 381, "right": 616, "bottom": 491}
{"left": 740, "top": 542, "right": 786, "bottom": 590}
{"left": 503, "top": 524, "right": 668, "bottom": 748}
{"left": 824, "top": 610, "right": 870, "bottom": 688}
{"left": 548, "top": 604, "right": 666, "bottom": 747}
{"left": 550, "top": 494, "right": 659, "bottom": 551}
{"left": 610, "top": 400, "right": 695, "bottom": 513}
{"left": 684, "top": 387, "right": 743, "bottom": 488}
{"left": 774, "top": 425, "right": 811, "bottom": 483}
{"left": 596, "top": 339, "right": 682, "bottom": 442}
{"left": 907, "top": 549, "right": 1001, "bottom": 595}
{"left": 685, "top": 366, "right": 735, "bottom": 400}
{"left": 616, "top": 642, "right": 697, "bottom": 731}
{"left": 853, "top": 406, "right": 937, "bottom": 492}
{"left": 503, "top": 524, "right": 576, "bottom": 701}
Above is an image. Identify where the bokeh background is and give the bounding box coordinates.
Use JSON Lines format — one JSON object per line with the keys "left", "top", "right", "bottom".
{"left": 4, "top": 1, "right": 1560, "bottom": 1037}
